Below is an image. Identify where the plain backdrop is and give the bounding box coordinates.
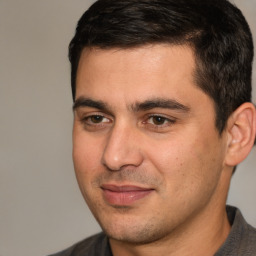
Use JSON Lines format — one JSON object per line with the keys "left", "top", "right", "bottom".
{"left": 0, "top": 1, "right": 255, "bottom": 255}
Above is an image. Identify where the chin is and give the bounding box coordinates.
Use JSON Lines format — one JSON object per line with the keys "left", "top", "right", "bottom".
{"left": 99, "top": 214, "right": 171, "bottom": 245}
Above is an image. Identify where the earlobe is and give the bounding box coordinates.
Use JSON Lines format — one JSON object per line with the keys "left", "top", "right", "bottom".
{"left": 225, "top": 102, "right": 256, "bottom": 167}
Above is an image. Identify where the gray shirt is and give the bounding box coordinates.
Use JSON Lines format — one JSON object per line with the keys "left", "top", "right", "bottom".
{"left": 49, "top": 206, "right": 256, "bottom": 256}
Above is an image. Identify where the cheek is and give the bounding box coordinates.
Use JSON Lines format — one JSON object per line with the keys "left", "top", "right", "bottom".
{"left": 72, "top": 133, "right": 104, "bottom": 206}
{"left": 144, "top": 139, "right": 189, "bottom": 197}
{"left": 72, "top": 131, "right": 103, "bottom": 179}
{"left": 146, "top": 134, "right": 221, "bottom": 193}
{"left": 146, "top": 137, "right": 189, "bottom": 174}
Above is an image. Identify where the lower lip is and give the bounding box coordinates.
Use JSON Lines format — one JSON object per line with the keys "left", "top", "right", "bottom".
{"left": 102, "top": 189, "right": 153, "bottom": 206}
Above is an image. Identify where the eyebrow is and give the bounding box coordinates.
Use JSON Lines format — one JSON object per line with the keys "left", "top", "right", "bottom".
{"left": 73, "top": 97, "right": 109, "bottom": 111}
{"left": 131, "top": 98, "right": 190, "bottom": 113}
{"left": 73, "top": 96, "right": 190, "bottom": 113}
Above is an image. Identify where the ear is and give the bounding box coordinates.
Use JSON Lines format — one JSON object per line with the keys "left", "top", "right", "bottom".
{"left": 225, "top": 102, "right": 256, "bottom": 167}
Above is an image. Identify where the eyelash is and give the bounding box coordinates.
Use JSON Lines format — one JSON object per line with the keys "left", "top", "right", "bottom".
{"left": 144, "top": 114, "right": 176, "bottom": 127}
{"left": 80, "top": 114, "right": 111, "bottom": 126}
{"left": 80, "top": 114, "right": 176, "bottom": 131}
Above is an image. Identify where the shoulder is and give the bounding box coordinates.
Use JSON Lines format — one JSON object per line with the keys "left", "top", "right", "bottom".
{"left": 215, "top": 206, "right": 256, "bottom": 256}
{"left": 229, "top": 206, "right": 256, "bottom": 245}
{"left": 240, "top": 219, "right": 256, "bottom": 252}
{"left": 48, "top": 232, "right": 111, "bottom": 256}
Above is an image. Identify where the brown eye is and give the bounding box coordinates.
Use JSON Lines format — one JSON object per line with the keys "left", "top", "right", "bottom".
{"left": 143, "top": 114, "right": 176, "bottom": 132}
{"left": 79, "top": 113, "right": 112, "bottom": 131}
{"left": 90, "top": 115, "right": 104, "bottom": 123}
{"left": 151, "top": 116, "right": 167, "bottom": 125}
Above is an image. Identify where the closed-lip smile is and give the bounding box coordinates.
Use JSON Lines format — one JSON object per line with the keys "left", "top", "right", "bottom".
{"left": 101, "top": 184, "right": 154, "bottom": 206}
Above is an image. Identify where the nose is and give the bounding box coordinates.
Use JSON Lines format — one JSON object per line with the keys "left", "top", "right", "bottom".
{"left": 102, "top": 123, "right": 143, "bottom": 171}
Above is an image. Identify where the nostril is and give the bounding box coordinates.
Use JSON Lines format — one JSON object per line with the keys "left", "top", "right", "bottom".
{"left": 102, "top": 145, "right": 143, "bottom": 171}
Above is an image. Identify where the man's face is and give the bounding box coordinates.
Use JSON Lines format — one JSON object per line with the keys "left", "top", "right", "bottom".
{"left": 73, "top": 45, "right": 229, "bottom": 244}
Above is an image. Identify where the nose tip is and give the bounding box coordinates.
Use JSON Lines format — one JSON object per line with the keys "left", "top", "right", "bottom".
{"left": 102, "top": 148, "right": 142, "bottom": 171}
{"left": 101, "top": 126, "right": 143, "bottom": 171}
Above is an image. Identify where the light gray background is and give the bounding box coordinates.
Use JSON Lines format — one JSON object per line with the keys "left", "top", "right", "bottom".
{"left": 0, "top": 1, "right": 255, "bottom": 256}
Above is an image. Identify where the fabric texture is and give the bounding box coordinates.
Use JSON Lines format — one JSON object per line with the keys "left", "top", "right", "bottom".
{"left": 49, "top": 206, "right": 256, "bottom": 256}
{"left": 48, "top": 232, "right": 112, "bottom": 256}
{"left": 215, "top": 206, "right": 256, "bottom": 255}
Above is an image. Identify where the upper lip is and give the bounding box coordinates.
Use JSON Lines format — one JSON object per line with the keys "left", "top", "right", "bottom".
{"left": 101, "top": 184, "right": 153, "bottom": 192}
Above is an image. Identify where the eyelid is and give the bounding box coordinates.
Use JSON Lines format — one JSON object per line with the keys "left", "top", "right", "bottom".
{"left": 144, "top": 113, "right": 176, "bottom": 123}
{"left": 77, "top": 110, "right": 177, "bottom": 132}
{"left": 79, "top": 111, "right": 113, "bottom": 126}
{"left": 78, "top": 110, "right": 110, "bottom": 118}
{"left": 142, "top": 114, "right": 177, "bottom": 131}
{"left": 85, "top": 115, "right": 110, "bottom": 123}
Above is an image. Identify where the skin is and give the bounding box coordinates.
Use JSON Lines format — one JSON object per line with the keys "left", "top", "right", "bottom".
{"left": 73, "top": 44, "right": 234, "bottom": 256}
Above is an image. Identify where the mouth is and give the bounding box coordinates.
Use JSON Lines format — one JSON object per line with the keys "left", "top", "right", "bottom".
{"left": 101, "top": 184, "right": 154, "bottom": 206}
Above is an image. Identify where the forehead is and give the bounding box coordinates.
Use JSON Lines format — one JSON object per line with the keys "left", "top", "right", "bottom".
{"left": 75, "top": 44, "right": 211, "bottom": 111}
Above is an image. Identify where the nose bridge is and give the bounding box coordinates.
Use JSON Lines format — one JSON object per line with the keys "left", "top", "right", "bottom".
{"left": 102, "top": 121, "right": 143, "bottom": 171}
